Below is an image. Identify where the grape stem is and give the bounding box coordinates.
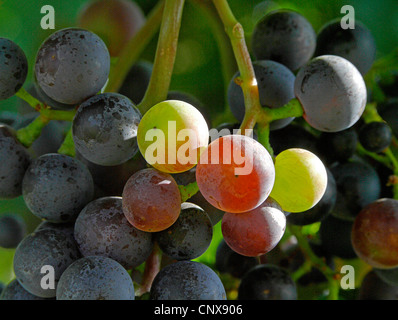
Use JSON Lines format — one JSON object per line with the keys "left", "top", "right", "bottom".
{"left": 178, "top": 181, "right": 200, "bottom": 203}
{"left": 137, "top": 0, "right": 186, "bottom": 114}
{"left": 106, "top": 0, "right": 165, "bottom": 93}
{"left": 57, "top": 128, "right": 76, "bottom": 157}
{"left": 136, "top": 242, "right": 162, "bottom": 297}
{"left": 289, "top": 224, "right": 340, "bottom": 300}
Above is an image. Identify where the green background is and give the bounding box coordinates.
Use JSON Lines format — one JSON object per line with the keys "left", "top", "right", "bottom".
{"left": 0, "top": 0, "right": 397, "bottom": 288}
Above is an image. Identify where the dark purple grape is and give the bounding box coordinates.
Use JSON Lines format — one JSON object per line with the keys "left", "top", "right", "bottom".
{"left": 0, "top": 214, "right": 26, "bottom": 249}
{"left": 72, "top": 92, "right": 141, "bottom": 166}
{"left": 34, "top": 28, "right": 110, "bottom": 105}
{"left": 251, "top": 10, "right": 316, "bottom": 71}
{"left": 316, "top": 127, "right": 358, "bottom": 164}
{"left": 294, "top": 55, "right": 367, "bottom": 132}
{"left": 74, "top": 196, "right": 153, "bottom": 269}
{"left": 0, "top": 279, "right": 51, "bottom": 300}
{"left": 330, "top": 159, "right": 381, "bottom": 220}
{"left": 76, "top": 149, "right": 148, "bottom": 196}
{"left": 155, "top": 202, "right": 213, "bottom": 261}
{"left": 0, "top": 38, "right": 28, "bottom": 100}
{"left": 13, "top": 229, "right": 81, "bottom": 298}
{"left": 315, "top": 19, "right": 376, "bottom": 75}
{"left": 227, "top": 60, "right": 295, "bottom": 130}
{"left": 56, "top": 256, "right": 135, "bottom": 300}
{"left": 374, "top": 267, "right": 398, "bottom": 287}
{"left": 22, "top": 153, "right": 94, "bottom": 223}
{"left": 0, "top": 124, "right": 31, "bottom": 199}
{"left": 359, "top": 121, "right": 392, "bottom": 153}
{"left": 150, "top": 261, "right": 226, "bottom": 300}
{"left": 238, "top": 264, "right": 297, "bottom": 300}
{"left": 287, "top": 168, "right": 336, "bottom": 226}
{"left": 378, "top": 99, "right": 398, "bottom": 136}
{"left": 35, "top": 220, "right": 75, "bottom": 240}
{"left": 215, "top": 239, "right": 258, "bottom": 278}
{"left": 359, "top": 270, "right": 398, "bottom": 300}
{"left": 119, "top": 60, "right": 153, "bottom": 105}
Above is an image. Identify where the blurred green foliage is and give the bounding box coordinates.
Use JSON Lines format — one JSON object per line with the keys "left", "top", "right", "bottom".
{"left": 0, "top": 0, "right": 397, "bottom": 289}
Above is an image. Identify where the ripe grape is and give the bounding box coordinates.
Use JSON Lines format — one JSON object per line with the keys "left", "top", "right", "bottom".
{"left": 222, "top": 197, "right": 286, "bottom": 257}
{"left": 0, "top": 38, "right": 28, "bottom": 100}
{"left": 378, "top": 99, "right": 398, "bottom": 136}
{"left": 0, "top": 124, "right": 31, "bottom": 199}
{"left": 34, "top": 28, "right": 110, "bottom": 105}
{"left": 315, "top": 19, "right": 376, "bottom": 75}
{"left": 196, "top": 134, "right": 275, "bottom": 213}
{"left": 358, "top": 270, "right": 398, "bottom": 300}
{"left": 358, "top": 121, "right": 392, "bottom": 153}
{"left": 72, "top": 92, "right": 142, "bottom": 166}
{"left": 287, "top": 168, "right": 336, "bottom": 226}
{"left": 330, "top": 159, "right": 381, "bottom": 220}
{"left": 215, "top": 239, "right": 258, "bottom": 278}
{"left": 0, "top": 214, "right": 26, "bottom": 249}
{"left": 150, "top": 260, "right": 226, "bottom": 300}
{"left": 227, "top": 60, "right": 296, "bottom": 130}
{"left": 0, "top": 279, "right": 50, "bottom": 300}
{"left": 251, "top": 10, "right": 316, "bottom": 71}
{"left": 35, "top": 220, "right": 75, "bottom": 240}
{"left": 352, "top": 198, "right": 398, "bottom": 269}
{"left": 294, "top": 55, "right": 367, "bottom": 132}
{"left": 155, "top": 202, "right": 212, "bottom": 261}
{"left": 22, "top": 153, "right": 94, "bottom": 223}
{"left": 56, "top": 256, "right": 135, "bottom": 300}
{"left": 238, "top": 264, "right": 297, "bottom": 300}
{"left": 269, "top": 148, "right": 327, "bottom": 213}
{"left": 13, "top": 229, "right": 81, "bottom": 298}
{"left": 119, "top": 60, "right": 153, "bottom": 104}
{"left": 74, "top": 196, "right": 153, "bottom": 269}
{"left": 122, "top": 168, "right": 181, "bottom": 232}
{"left": 77, "top": 0, "right": 146, "bottom": 57}
{"left": 374, "top": 267, "right": 398, "bottom": 287}
{"left": 137, "top": 100, "right": 209, "bottom": 173}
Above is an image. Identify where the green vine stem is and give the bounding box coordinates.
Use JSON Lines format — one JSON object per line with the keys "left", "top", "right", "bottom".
{"left": 106, "top": 0, "right": 165, "bottom": 93}
{"left": 178, "top": 181, "right": 200, "bottom": 203}
{"left": 289, "top": 225, "right": 340, "bottom": 300}
{"left": 16, "top": 115, "right": 50, "bottom": 148}
{"left": 57, "top": 128, "right": 76, "bottom": 157}
{"left": 137, "top": 0, "right": 186, "bottom": 114}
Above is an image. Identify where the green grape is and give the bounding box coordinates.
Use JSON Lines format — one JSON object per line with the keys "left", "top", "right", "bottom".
{"left": 269, "top": 148, "right": 327, "bottom": 213}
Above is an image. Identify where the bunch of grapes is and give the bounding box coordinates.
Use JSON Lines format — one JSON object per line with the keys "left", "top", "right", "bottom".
{"left": 0, "top": 0, "right": 398, "bottom": 302}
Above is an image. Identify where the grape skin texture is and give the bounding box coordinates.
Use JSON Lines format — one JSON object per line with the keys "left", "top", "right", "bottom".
{"left": 315, "top": 20, "right": 376, "bottom": 75}
{"left": 352, "top": 198, "right": 398, "bottom": 269}
{"left": 34, "top": 28, "right": 110, "bottom": 105}
{"left": 122, "top": 168, "right": 181, "bottom": 232}
{"left": 227, "top": 60, "right": 296, "bottom": 130}
{"left": 155, "top": 202, "right": 213, "bottom": 261}
{"left": 358, "top": 271, "right": 398, "bottom": 300}
{"left": 0, "top": 215, "right": 26, "bottom": 249}
{"left": 13, "top": 229, "right": 81, "bottom": 298}
{"left": 294, "top": 55, "right": 367, "bottom": 132}
{"left": 0, "top": 279, "right": 50, "bottom": 300}
{"left": 196, "top": 135, "right": 275, "bottom": 213}
{"left": 358, "top": 121, "right": 392, "bottom": 153}
{"left": 56, "top": 256, "right": 135, "bottom": 300}
{"left": 238, "top": 264, "right": 297, "bottom": 300}
{"left": 150, "top": 261, "right": 226, "bottom": 300}
{"left": 22, "top": 153, "right": 94, "bottom": 223}
{"left": 222, "top": 197, "right": 286, "bottom": 257}
{"left": 251, "top": 10, "right": 316, "bottom": 71}
{"left": 0, "top": 38, "right": 28, "bottom": 100}
{"left": 74, "top": 196, "right": 153, "bottom": 269}
{"left": 72, "top": 93, "right": 142, "bottom": 166}
{"left": 0, "top": 125, "right": 31, "bottom": 199}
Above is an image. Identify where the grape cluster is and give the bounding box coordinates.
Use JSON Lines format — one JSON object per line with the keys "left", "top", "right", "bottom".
{"left": 0, "top": 0, "right": 397, "bottom": 302}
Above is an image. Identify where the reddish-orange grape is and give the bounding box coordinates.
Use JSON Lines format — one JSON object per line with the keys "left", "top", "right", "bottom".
{"left": 196, "top": 135, "right": 275, "bottom": 213}
{"left": 352, "top": 198, "right": 398, "bottom": 269}
{"left": 221, "top": 197, "right": 286, "bottom": 257}
{"left": 78, "top": 0, "right": 145, "bottom": 57}
{"left": 122, "top": 168, "right": 181, "bottom": 232}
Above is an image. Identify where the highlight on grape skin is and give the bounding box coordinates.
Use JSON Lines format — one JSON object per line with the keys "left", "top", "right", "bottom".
{"left": 270, "top": 148, "right": 328, "bottom": 213}
{"left": 137, "top": 100, "right": 209, "bottom": 174}
{"left": 196, "top": 134, "right": 275, "bottom": 213}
